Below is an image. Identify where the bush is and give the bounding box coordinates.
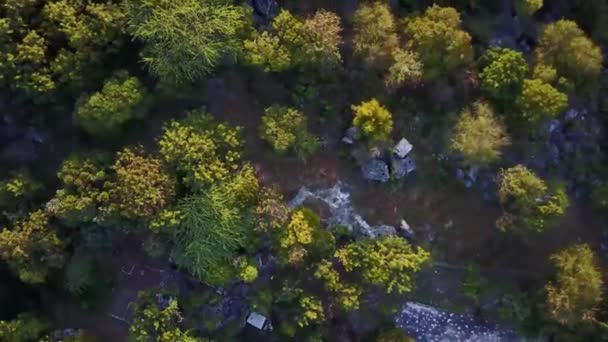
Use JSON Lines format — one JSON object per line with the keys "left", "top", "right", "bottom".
{"left": 159, "top": 110, "right": 243, "bottom": 190}
{"left": 74, "top": 71, "right": 148, "bottom": 137}
{"left": 535, "top": 20, "right": 603, "bottom": 90}
{"left": 385, "top": 49, "right": 423, "bottom": 89}
{"left": 259, "top": 105, "right": 319, "bottom": 160}
{"left": 351, "top": 99, "right": 393, "bottom": 142}
{"left": 545, "top": 244, "right": 603, "bottom": 327}
{"left": 352, "top": 2, "right": 399, "bottom": 67}
{"left": 450, "top": 101, "right": 510, "bottom": 166}
{"left": 100, "top": 148, "right": 176, "bottom": 223}
{"left": 403, "top": 5, "right": 473, "bottom": 81}
{"left": 497, "top": 165, "right": 569, "bottom": 233}
{"left": 479, "top": 48, "right": 528, "bottom": 105}
{"left": 516, "top": 79, "right": 568, "bottom": 127}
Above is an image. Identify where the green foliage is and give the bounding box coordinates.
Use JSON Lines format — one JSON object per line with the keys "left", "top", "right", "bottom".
{"left": 375, "top": 328, "right": 415, "bottom": 342}
{"left": 74, "top": 71, "right": 149, "bottom": 137}
{"left": 479, "top": 48, "right": 528, "bottom": 104}
{"left": 516, "top": 79, "right": 568, "bottom": 127}
{"left": 238, "top": 262, "right": 258, "bottom": 283}
{"left": 592, "top": 184, "right": 608, "bottom": 210}
{"left": 0, "top": 314, "right": 48, "bottom": 342}
{"left": 335, "top": 236, "right": 430, "bottom": 294}
{"left": 130, "top": 290, "right": 202, "bottom": 342}
{"left": 314, "top": 259, "right": 361, "bottom": 311}
{"left": 100, "top": 148, "right": 176, "bottom": 223}
{"left": 0, "top": 171, "right": 42, "bottom": 207}
{"left": 297, "top": 295, "right": 325, "bottom": 328}
{"left": 352, "top": 2, "right": 399, "bottom": 67}
{"left": 254, "top": 185, "right": 292, "bottom": 234}
{"left": 545, "top": 244, "right": 603, "bottom": 328}
{"left": 516, "top": 0, "right": 543, "bottom": 15}
{"left": 0, "top": 210, "right": 65, "bottom": 283}
{"left": 385, "top": 49, "right": 423, "bottom": 89}
{"left": 535, "top": 20, "right": 603, "bottom": 90}
{"left": 243, "top": 9, "right": 342, "bottom": 71}
{"left": 276, "top": 209, "right": 317, "bottom": 265}
{"left": 65, "top": 251, "right": 95, "bottom": 295}
{"left": 125, "top": 0, "right": 245, "bottom": 83}
{"left": 462, "top": 264, "right": 489, "bottom": 305}
{"left": 403, "top": 5, "right": 473, "bottom": 81}
{"left": 450, "top": 101, "right": 510, "bottom": 166}
{"left": 497, "top": 165, "right": 569, "bottom": 233}
{"left": 159, "top": 110, "right": 243, "bottom": 190}
{"left": 352, "top": 99, "right": 393, "bottom": 142}
{"left": 47, "top": 154, "right": 108, "bottom": 226}
{"left": 259, "top": 105, "right": 319, "bottom": 159}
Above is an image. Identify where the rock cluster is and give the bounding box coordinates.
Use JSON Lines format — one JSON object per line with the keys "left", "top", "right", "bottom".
{"left": 343, "top": 127, "right": 416, "bottom": 182}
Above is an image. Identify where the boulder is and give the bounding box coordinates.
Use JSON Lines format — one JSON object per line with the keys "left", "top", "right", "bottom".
{"left": 372, "top": 224, "right": 398, "bottom": 237}
{"left": 361, "top": 159, "right": 389, "bottom": 182}
{"left": 393, "top": 138, "right": 413, "bottom": 158}
{"left": 345, "top": 126, "right": 361, "bottom": 141}
{"left": 399, "top": 219, "right": 415, "bottom": 240}
{"left": 390, "top": 155, "right": 416, "bottom": 179}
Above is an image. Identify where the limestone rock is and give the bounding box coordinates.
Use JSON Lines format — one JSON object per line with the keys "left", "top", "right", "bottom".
{"left": 361, "top": 159, "right": 389, "bottom": 182}
{"left": 391, "top": 155, "right": 416, "bottom": 179}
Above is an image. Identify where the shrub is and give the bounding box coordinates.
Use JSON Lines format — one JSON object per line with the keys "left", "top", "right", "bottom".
{"left": 351, "top": 99, "right": 393, "bottom": 142}
{"left": 516, "top": 79, "right": 568, "bottom": 127}
{"left": 535, "top": 20, "right": 603, "bottom": 90}
{"left": 159, "top": 110, "right": 243, "bottom": 190}
{"left": 479, "top": 48, "right": 528, "bottom": 104}
{"left": 545, "top": 244, "right": 603, "bottom": 327}
{"left": 352, "top": 2, "right": 399, "bottom": 67}
{"left": 451, "top": 101, "right": 510, "bottom": 166}
{"left": 403, "top": 5, "right": 473, "bottom": 81}
{"left": 497, "top": 165, "right": 569, "bottom": 233}
{"left": 259, "top": 105, "right": 319, "bottom": 159}
{"left": 100, "top": 148, "right": 176, "bottom": 223}
{"left": 385, "top": 49, "right": 424, "bottom": 89}
{"left": 125, "top": 0, "right": 246, "bottom": 83}
{"left": 335, "top": 236, "right": 430, "bottom": 294}
{"left": 74, "top": 71, "right": 148, "bottom": 137}
{"left": 0, "top": 210, "right": 65, "bottom": 284}
{"left": 314, "top": 260, "right": 361, "bottom": 311}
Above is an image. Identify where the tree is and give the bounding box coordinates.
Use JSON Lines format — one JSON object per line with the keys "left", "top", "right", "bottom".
{"left": 302, "top": 9, "right": 343, "bottom": 66}
{"left": 516, "top": 0, "right": 543, "bottom": 16}
{"left": 545, "top": 244, "right": 603, "bottom": 327}
{"left": 47, "top": 154, "right": 108, "bottom": 226}
{"left": 451, "top": 101, "right": 510, "bottom": 166}
{"left": 351, "top": 99, "right": 393, "bottom": 142}
{"left": 0, "top": 210, "right": 65, "bottom": 284}
{"left": 159, "top": 110, "right": 243, "bottom": 190}
{"left": 0, "top": 314, "right": 48, "bottom": 342}
{"left": 402, "top": 5, "right": 473, "bottom": 81}
{"left": 259, "top": 105, "right": 319, "bottom": 159}
{"left": 535, "top": 20, "right": 603, "bottom": 90}
{"left": 99, "top": 148, "right": 176, "bottom": 223}
{"left": 0, "top": 171, "right": 42, "bottom": 209}
{"left": 130, "top": 290, "right": 203, "bottom": 342}
{"left": 352, "top": 2, "right": 399, "bottom": 67}
{"left": 314, "top": 259, "right": 362, "bottom": 311}
{"left": 516, "top": 79, "right": 568, "bottom": 127}
{"left": 497, "top": 165, "right": 569, "bottom": 233}
{"left": 384, "top": 49, "right": 423, "bottom": 89}
{"left": 335, "top": 236, "right": 430, "bottom": 294}
{"left": 74, "top": 71, "right": 149, "bottom": 137}
{"left": 478, "top": 48, "right": 528, "bottom": 104}
{"left": 243, "top": 32, "right": 292, "bottom": 72}
{"left": 125, "top": 0, "right": 246, "bottom": 83}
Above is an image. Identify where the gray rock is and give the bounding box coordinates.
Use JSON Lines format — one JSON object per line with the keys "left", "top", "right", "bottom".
{"left": 361, "top": 159, "right": 389, "bottom": 182}
{"left": 391, "top": 155, "right": 416, "bottom": 179}
{"left": 399, "top": 219, "right": 415, "bottom": 240}
{"left": 565, "top": 108, "right": 584, "bottom": 121}
{"left": 341, "top": 137, "right": 354, "bottom": 145}
{"left": 373, "top": 224, "right": 398, "bottom": 237}
{"left": 393, "top": 138, "right": 413, "bottom": 158}
{"left": 346, "top": 126, "right": 361, "bottom": 141}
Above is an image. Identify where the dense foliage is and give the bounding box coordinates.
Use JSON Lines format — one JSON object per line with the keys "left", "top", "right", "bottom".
{"left": 259, "top": 105, "right": 319, "bottom": 159}
{"left": 351, "top": 99, "right": 393, "bottom": 142}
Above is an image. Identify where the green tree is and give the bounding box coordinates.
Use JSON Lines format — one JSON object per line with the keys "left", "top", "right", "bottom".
{"left": 451, "top": 101, "right": 510, "bottom": 166}
{"left": 259, "top": 105, "right": 319, "bottom": 159}
{"left": 516, "top": 79, "right": 568, "bottom": 127}
{"left": 497, "top": 165, "right": 569, "bottom": 233}
{"left": 159, "top": 110, "right": 243, "bottom": 190}
{"left": 516, "top": 0, "right": 543, "bottom": 15}
{"left": 352, "top": 2, "right": 399, "bottom": 67}
{"left": 100, "top": 148, "right": 176, "bottom": 223}
{"left": 0, "top": 314, "right": 48, "bottom": 342}
{"left": 125, "top": 0, "right": 246, "bottom": 83}
{"left": 351, "top": 99, "right": 393, "bottom": 142}
{"left": 335, "top": 236, "right": 430, "bottom": 294}
{"left": 403, "top": 5, "right": 473, "bottom": 81}
{"left": 385, "top": 49, "right": 423, "bottom": 89}
{"left": 243, "top": 31, "right": 292, "bottom": 72}
{"left": 302, "top": 9, "right": 343, "bottom": 67}
{"left": 0, "top": 171, "right": 42, "bottom": 209}
{"left": 545, "top": 244, "right": 603, "bottom": 327}
{"left": 130, "top": 290, "right": 203, "bottom": 342}
{"left": 314, "top": 259, "right": 361, "bottom": 311}
{"left": 535, "top": 20, "right": 603, "bottom": 90}
{"left": 74, "top": 71, "right": 149, "bottom": 137}
{"left": 479, "top": 48, "right": 528, "bottom": 104}
{"left": 47, "top": 154, "right": 108, "bottom": 226}
{"left": 0, "top": 210, "right": 65, "bottom": 283}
